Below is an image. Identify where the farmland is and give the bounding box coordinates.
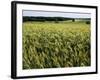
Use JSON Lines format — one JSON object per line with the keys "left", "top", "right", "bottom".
{"left": 22, "top": 21, "right": 91, "bottom": 69}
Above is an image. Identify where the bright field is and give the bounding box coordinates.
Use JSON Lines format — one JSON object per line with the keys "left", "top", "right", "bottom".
{"left": 22, "top": 21, "right": 91, "bottom": 69}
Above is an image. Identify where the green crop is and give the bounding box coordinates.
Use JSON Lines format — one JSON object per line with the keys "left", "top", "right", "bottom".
{"left": 22, "top": 21, "right": 91, "bottom": 69}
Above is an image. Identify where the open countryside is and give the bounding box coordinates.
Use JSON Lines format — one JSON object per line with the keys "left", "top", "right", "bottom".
{"left": 22, "top": 11, "right": 91, "bottom": 69}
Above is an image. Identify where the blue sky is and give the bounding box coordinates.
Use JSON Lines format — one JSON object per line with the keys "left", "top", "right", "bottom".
{"left": 23, "top": 10, "right": 91, "bottom": 18}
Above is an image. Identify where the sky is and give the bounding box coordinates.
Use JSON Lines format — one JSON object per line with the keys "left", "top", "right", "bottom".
{"left": 23, "top": 10, "right": 91, "bottom": 18}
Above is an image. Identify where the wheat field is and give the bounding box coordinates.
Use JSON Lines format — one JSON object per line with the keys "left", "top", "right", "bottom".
{"left": 22, "top": 21, "right": 91, "bottom": 69}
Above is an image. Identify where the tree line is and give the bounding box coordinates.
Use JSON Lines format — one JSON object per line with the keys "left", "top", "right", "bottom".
{"left": 23, "top": 16, "right": 75, "bottom": 22}
{"left": 23, "top": 16, "right": 90, "bottom": 24}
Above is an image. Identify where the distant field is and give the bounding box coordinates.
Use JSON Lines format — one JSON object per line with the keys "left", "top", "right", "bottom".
{"left": 22, "top": 21, "right": 91, "bottom": 69}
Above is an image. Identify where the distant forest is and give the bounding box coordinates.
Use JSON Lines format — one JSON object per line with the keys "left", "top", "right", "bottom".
{"left": 23, "top": 16, "right": 91, "bottom": 24}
